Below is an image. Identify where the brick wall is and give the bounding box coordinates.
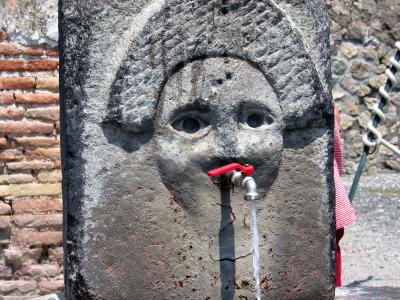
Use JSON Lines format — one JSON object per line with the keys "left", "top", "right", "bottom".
{"left": 0, "top": 31, "right": 63, "bottom": 298}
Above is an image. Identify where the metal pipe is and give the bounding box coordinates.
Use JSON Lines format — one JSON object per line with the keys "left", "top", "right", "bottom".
{"left": 230, "top": 171, "right": 261, "bottom": 201}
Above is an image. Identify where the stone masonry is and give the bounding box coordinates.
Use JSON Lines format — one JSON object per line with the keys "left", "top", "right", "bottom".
{"left": 0, "top": 0, "right": 399, "bottom": 298}
{"left": 328, "top": 0, "right": 400, "bottom": 174}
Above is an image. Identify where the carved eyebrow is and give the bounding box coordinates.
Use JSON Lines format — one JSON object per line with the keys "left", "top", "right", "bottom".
{"left": 240, "top": 102, "right": 274, "bottom": 115}
{"left": 168, "top": 99, "right": 210, "bottom": 117}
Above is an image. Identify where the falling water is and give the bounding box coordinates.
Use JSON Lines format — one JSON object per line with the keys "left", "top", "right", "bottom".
{"left": 250, "top": 200, "right": 261, "bottom": 300}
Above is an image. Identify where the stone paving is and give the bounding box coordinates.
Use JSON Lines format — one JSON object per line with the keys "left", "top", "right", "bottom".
{"left": 337, "top": 173, "right": 400, "bottom": 299}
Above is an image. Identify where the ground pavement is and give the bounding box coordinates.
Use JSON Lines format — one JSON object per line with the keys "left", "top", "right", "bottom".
{"left": 336, "top": 173, "right": 400, "bottom": 299}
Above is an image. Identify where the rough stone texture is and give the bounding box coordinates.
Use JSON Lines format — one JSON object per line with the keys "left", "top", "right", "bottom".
{"left": 341, "top": 174, "right": 400, "bottom": 289}
{"left": 0, "top": 0, "right": 398, "bottom": 298}
{"left": 60, "top": 1, "right": 334, "bottom": 299}
{"left": 0, "top": 0, "right": 58, "bottom": 47}
{"left": 327, "top": 0, "right": 400, "bottom": 175}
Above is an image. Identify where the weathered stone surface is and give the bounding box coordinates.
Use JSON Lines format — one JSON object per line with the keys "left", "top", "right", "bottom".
{"left": 60, "top": 1, "right": 334, "bottom": 299}
{"left": 0, "top": 0, "right": 58, "bottom": 47}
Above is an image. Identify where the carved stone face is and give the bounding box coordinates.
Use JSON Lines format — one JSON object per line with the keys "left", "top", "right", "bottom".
{"left": 154, "top": 57, "right": 283, "bottom": 212}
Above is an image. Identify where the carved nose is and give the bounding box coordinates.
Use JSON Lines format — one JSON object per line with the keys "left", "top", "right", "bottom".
{"left": 216, "top": 119, "right": 240, "bottom": 161}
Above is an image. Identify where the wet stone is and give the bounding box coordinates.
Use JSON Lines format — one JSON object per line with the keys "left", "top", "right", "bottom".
{"left": 60, "top": 1, "right": 335, "bottom": 299}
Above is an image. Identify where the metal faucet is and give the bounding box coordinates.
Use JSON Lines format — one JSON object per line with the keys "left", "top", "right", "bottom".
{"left": 208, "top": 163, "right": 261, "bottom": 201}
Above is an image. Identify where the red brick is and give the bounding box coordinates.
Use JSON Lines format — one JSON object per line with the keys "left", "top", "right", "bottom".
{"left": 0, "top": 107, "right": 25, "bottom": 118}
{"left": 54, "top": 160, "right": 61, "bottom": 169}
{"left": 0, "top": 183, "right": 61, "bottom": 197}
{"left": 25, "top": 148, "right": 60, "bottom": 160}
{"left": 0, "top": 59, "right": 59, "bottom": 72}
{"left": 25, "top": 107, "right": 59, "bottom": 122}
{"left": 0, "top": 265, "right": 12, "bottom": 279}
{"left": 15, "top": 93, "right": 59, "bottom": 105}
{"left": 46, "top": 48, "right": 59, "bottom": 57}
{"left": 36, "top": 77, "right": 59, "bottom": 90}
{"left": 0, "top": 174, "right": 34, "bottom": 184}
{"left": 0, "top": 32, "right": 8, "bottom": 41}
{"left": 0, "top": 77, "right": 36, "bottom": 90}
{"left": 48, "top": 247, "right": 63, "bottom": 262}
{"left": 0, "top": 138, "right": 7, "bottom": 148}
{"left": 37, "top": 170, "right": 62, "bottom": 183}
{"left": 0, "top": 201, "right": 11, "bottom": 215}
{"left": 12, "top": 197, "right": 62, "bottom": 214}
{"left": 14, "top": 231, "right": 62, "bottom": 246}
{"left": 13, "top": 214, "right": 62, "bottom": 228}
{"left": 0, "top": 93, "right": 14, "bottom": 104}
{"left": 17, "top": 264, "right": 61, "bottom": 278}
{"left": 0, "top": 215, "right": 11, "bottom": 230}
{"left": 0, "top": 121, "right": 53, "bottom": 134}
{"left": 38, "top": 279, "right": 64, "bottom": 295}
{"left": 0, "top": 43, "right": 46, "bottom": 56}
{"left": 12, "top": 136, "right": 58, "bottom": 148}
{"left": 0, "top": 149, "right": 23, "bottom": 161}
{"left": 0, "top": 280, "right": 37, "bottom": 294}
{"left": 3, "top": 247, "right": 42, "bottom": 265}
{"left": 6, "top": 160, "right": 54, "bottom": 171}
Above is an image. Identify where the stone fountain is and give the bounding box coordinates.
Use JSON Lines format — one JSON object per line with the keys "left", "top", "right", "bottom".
{"left": 60, "top": 0, "right": 335, "bottom": 299}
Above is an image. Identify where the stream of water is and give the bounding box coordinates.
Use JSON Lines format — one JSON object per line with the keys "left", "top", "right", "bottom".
{"left": 251, "top": 200, "right": 261, "bottom": 300}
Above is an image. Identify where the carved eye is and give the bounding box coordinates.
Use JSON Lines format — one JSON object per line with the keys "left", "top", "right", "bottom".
{"left": 172, "top": 115, "right": 209, "bottom": 134}
{"left": 245, "top": 112, "right": 274, "bottom": 128}
{"left": 182, "top": 117, "right": 200, "bottom": 133}
{"left": 247, "top": 113, "right": 264, "bottom": 128}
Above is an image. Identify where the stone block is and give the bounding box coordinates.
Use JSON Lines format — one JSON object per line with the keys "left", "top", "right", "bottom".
{"left": 61, "top": 1, "right": 335, "bottom": 299}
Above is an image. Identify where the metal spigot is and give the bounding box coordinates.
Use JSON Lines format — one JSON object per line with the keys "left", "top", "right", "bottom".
{"left": 208, "top": 163, "right": 261, "bottom": 201}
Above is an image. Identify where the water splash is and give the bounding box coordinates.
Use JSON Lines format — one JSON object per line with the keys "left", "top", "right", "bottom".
{"left": 251, "top": 200, "right": 261, "bottom": 300}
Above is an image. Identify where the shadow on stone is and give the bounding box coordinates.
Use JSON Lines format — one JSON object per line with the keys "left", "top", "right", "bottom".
{"left": 101, "top": 122, "right": 153, "bottom": 152}
{"left": 219, "top": 180, "right": 236, "bottom": 300}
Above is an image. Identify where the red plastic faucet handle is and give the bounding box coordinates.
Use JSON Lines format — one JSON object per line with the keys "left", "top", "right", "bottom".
{"left": 208, "top": 163, "right": 255, "bottom": 177}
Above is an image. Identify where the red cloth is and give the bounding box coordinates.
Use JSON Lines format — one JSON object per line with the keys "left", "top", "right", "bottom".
{"left": 334, "top": 120, "right": 356, "bottom": 287}
{"left": 334, "top": 121, "right": 356, "bottom": 230}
